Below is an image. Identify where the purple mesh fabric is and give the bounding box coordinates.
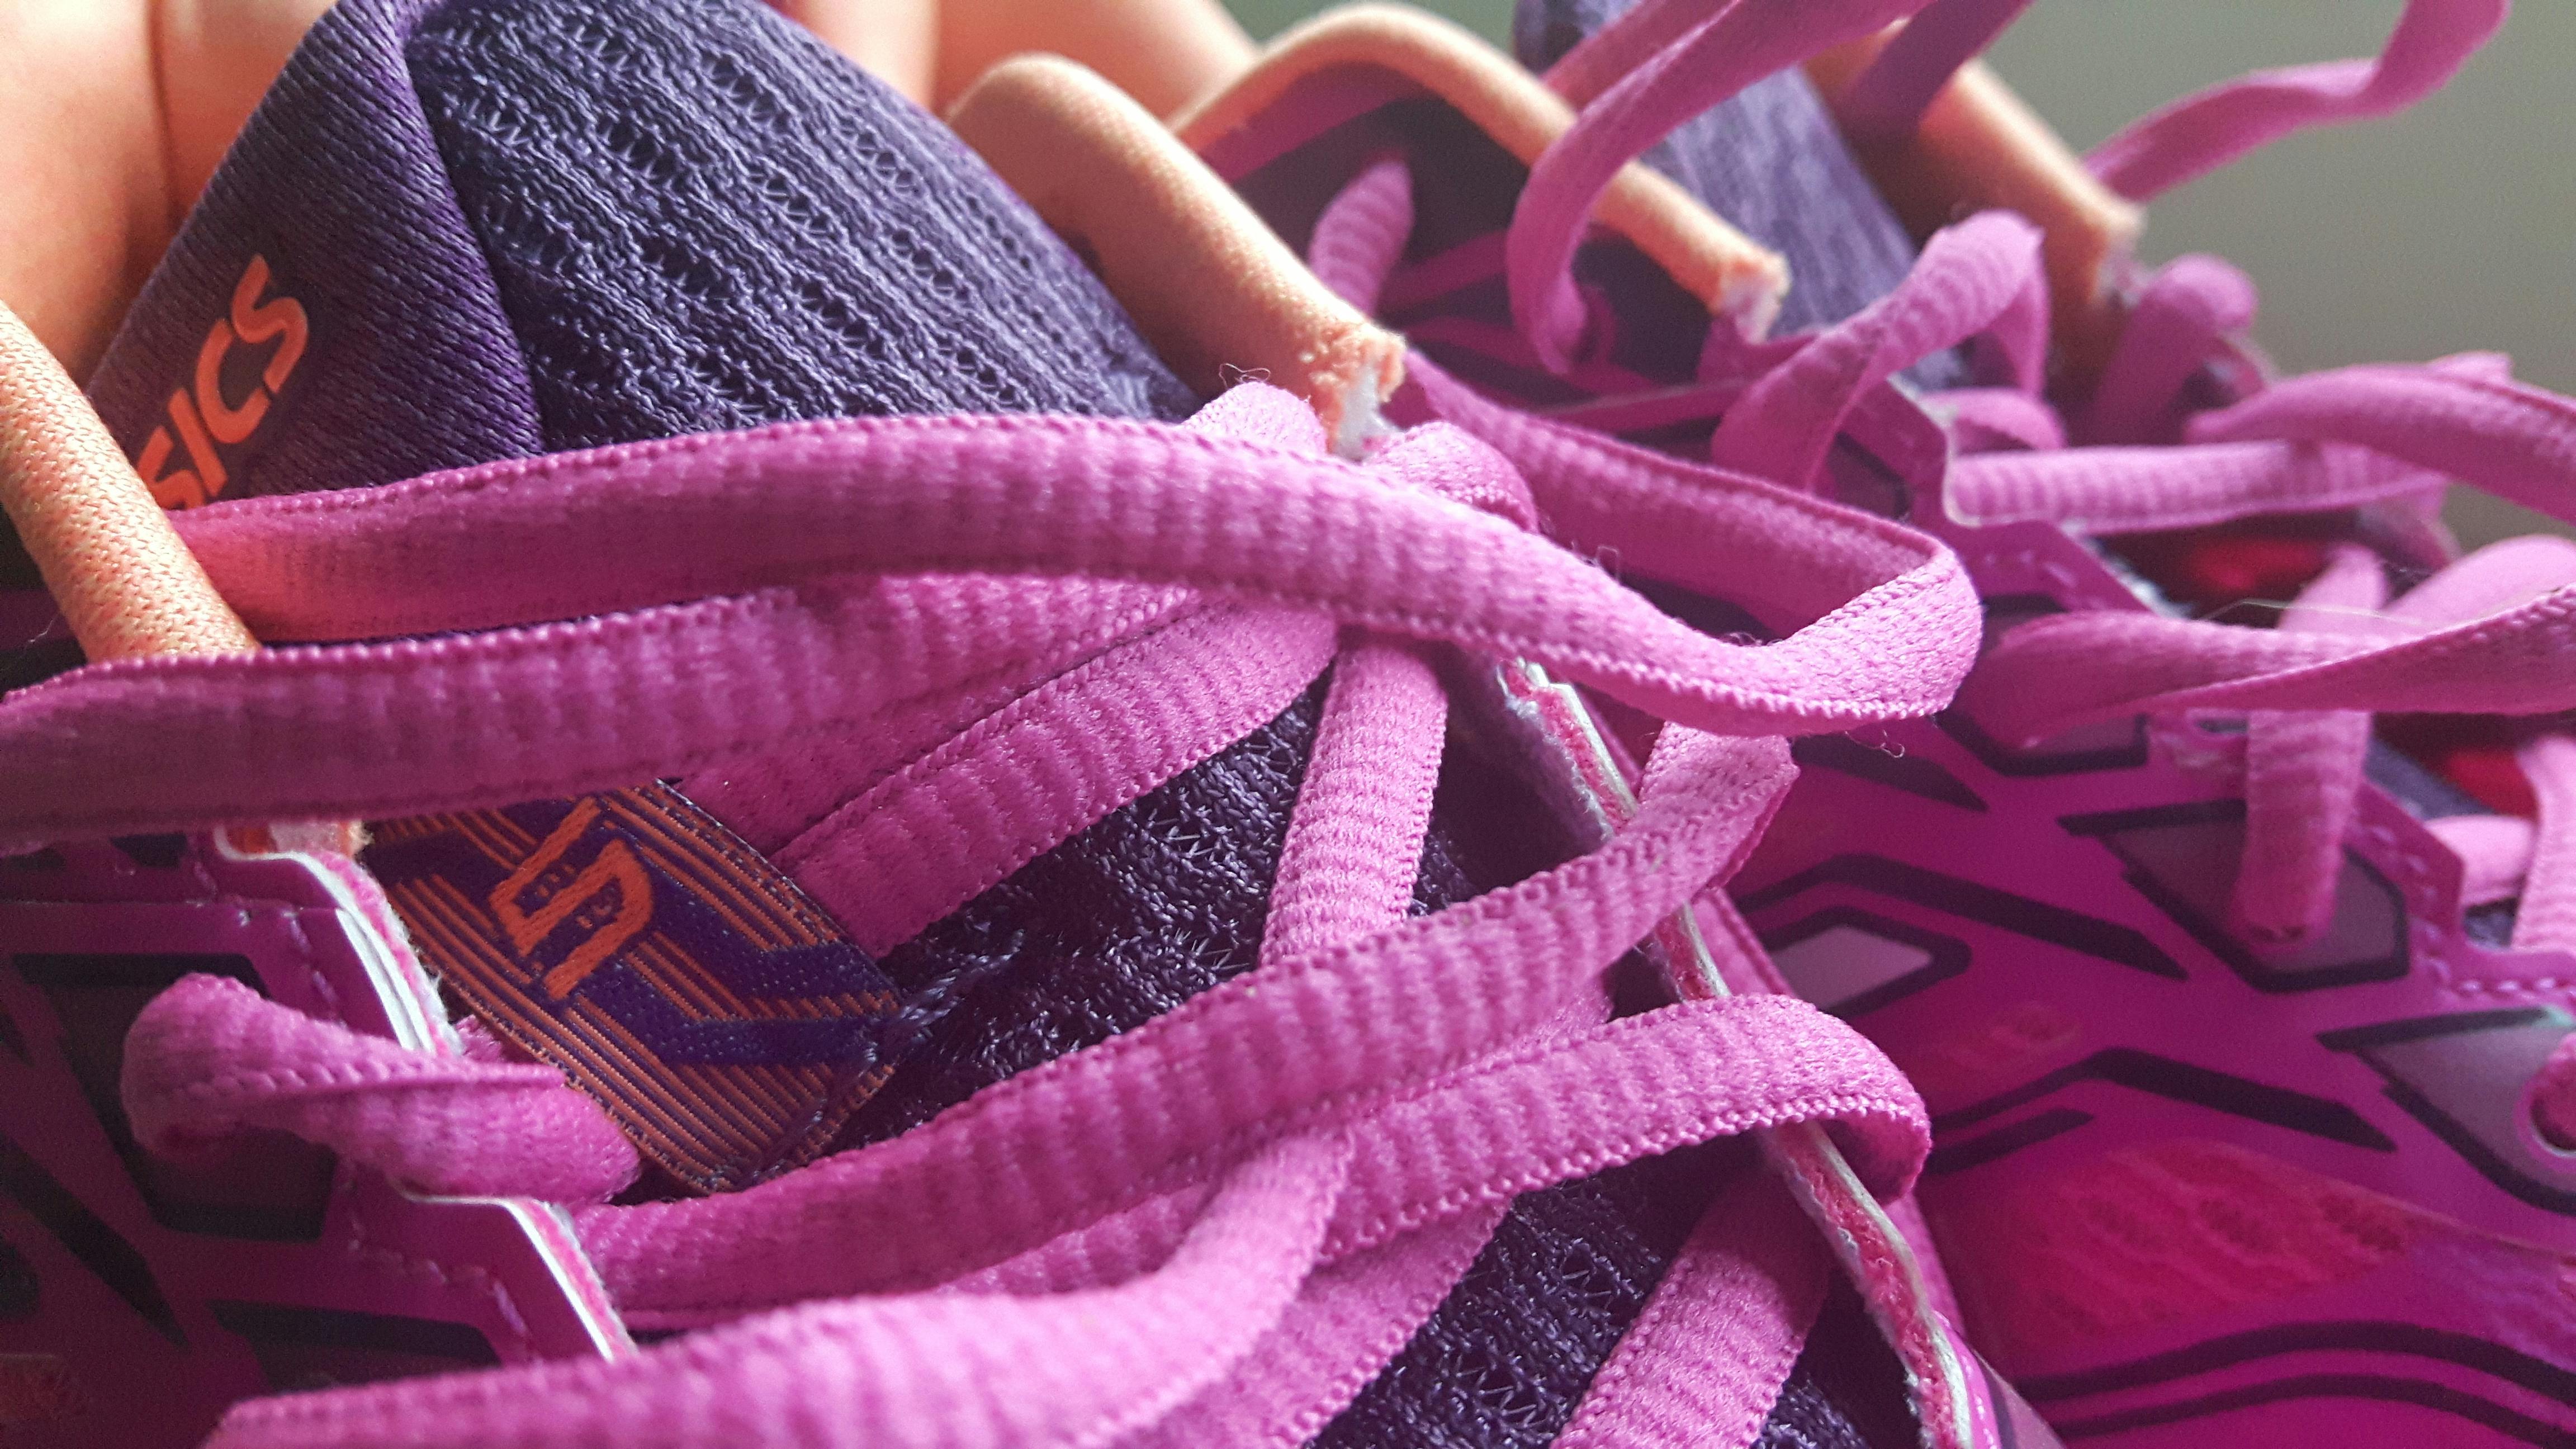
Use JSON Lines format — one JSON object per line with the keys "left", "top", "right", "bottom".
{"left": 403, "top": 0, "right": 1198, "bottom": 446}
{"left": 1759, "top": 1282, "right": 1921, "bottom": 1449}
{"left": 839, "top": 702, "right": 1588, "bottom": 1148}
{"left": 840, "top": 684, "right": 1324, "bottom": 1146}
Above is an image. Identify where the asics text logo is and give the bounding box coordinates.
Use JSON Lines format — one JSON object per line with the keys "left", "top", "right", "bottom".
{"left": 134, "top": 254, "right": 309, "bottom": 509}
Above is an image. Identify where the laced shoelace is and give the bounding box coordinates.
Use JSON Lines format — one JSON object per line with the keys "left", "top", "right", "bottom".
{"left": 1305, "top": 0, "right": 2576, "bottom": 1199}
{"left": 8, "top": 368, "right": 1975, "bottom": 1446}
{"left": 1934, "top": 263, "right": 2576, "bottom": 1144}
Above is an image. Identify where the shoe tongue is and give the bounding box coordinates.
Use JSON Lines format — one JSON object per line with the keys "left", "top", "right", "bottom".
{"left": 1513, "top": 0, "right": 1926, "bottom": 338}
{"left": 87, "top": 0, "right": 1194, "bottom": 506}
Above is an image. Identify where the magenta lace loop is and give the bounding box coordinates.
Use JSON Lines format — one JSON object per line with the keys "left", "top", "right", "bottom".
{"left": 124, "top": 974, "right": 643, "bottom": 1202}
{"left": 2080, "top": 254, "right": 2260, "bottom": 446}
{"left": 1502, "top": 0, "right": 2502, "bottom": 373}
{"left": 2187, "top": 357, "right": 2576, "bottom": 525}
{"left": 0, "top": 400, "right": 1981, "bottom": 848}
{"left": 1709, "top": 210, "right": 2045, "bottom": 488}
{"left": 1830, "top": 0, "right": 2508, "bottom": 199}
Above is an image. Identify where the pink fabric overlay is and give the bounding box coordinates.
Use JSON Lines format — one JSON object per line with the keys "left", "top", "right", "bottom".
{"left": 0, "top": 390, "right": 1982, "bottom": 845}
{"left": 122, "top": 974, "right": 639, "bottom": 1203}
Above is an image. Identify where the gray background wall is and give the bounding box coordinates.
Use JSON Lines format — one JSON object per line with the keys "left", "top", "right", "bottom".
{"left": 1221, "top": 1, "right": 2575, "bottom": 543}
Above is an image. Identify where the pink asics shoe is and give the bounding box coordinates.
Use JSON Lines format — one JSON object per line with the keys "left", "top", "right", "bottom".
{"left": 1179, "top": 0, "right": 2572, "bottom": 1443}
{"left": 0, "top": 0, "right": 2006, "bottom": 1446}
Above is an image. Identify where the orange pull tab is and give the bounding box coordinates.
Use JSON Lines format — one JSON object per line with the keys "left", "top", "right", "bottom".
{"left": 1173, "top": 5, "right": 1791, "bottom": 342}
{"left": 1808, "top": 35, "right": 2142, "bottom": 372}
{"left": 949, "top": 55, "right": 1406, "bottom": 453}
{"left": 0, "top": 302, "right": 254, "bottom": 664}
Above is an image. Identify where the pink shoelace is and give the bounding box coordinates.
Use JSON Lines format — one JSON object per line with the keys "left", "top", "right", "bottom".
{"left": 13, "top": 377, "right": 1978, "bottom": 1446}
{"left": 1502, "top": 0, "right": 2508, "bottom": 370}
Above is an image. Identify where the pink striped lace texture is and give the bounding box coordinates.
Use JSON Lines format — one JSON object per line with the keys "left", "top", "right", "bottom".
{"left": 74, "top": 383, "right": 1958, "bottom": 1447}
{"left": 0, "top": 396, "right": 1980, "bottom": 845}
{"left": 1501, "top": 0, "right": 2506, "bottom": 370}
{"left": 1830, "top": 0, "right": 2508, "bottom": 200}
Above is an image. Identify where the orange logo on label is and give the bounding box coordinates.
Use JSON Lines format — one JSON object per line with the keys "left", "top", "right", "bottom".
{"left": 134, "top": 254, "right": 309, "bottom": 510}
{"left": 488, "top": 798, "right": 655, "bottom": 1000}
{"left": 367, "top": 786, "right": 905, "bottom": 1192}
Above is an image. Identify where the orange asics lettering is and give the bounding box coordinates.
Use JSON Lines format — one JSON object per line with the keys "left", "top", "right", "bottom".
{"left": 133, "top": 255, "right": 310, "bottom": 509}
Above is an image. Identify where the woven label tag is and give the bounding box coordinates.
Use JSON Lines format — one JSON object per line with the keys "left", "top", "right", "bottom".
{"left": 366, "top": 785, "right": 899, "bottom": 1194}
